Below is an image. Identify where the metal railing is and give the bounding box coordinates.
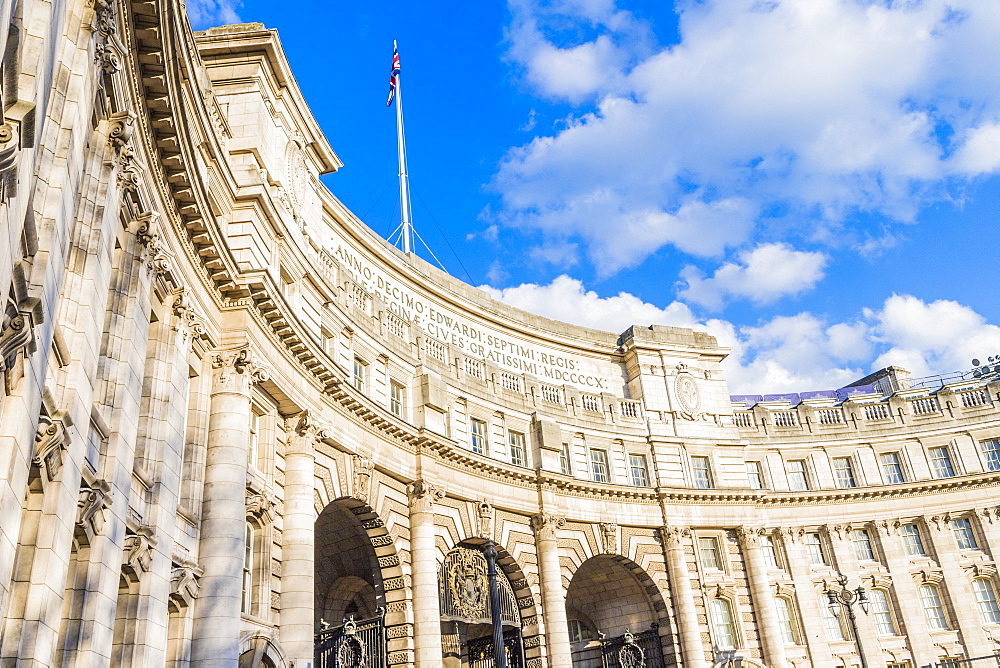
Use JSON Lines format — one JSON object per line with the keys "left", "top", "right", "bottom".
{"left": 932, "top": 656, "right": 1000, "bottom": 667}
{"left": 315, "top": 611, "right": 387, "bottom": 668}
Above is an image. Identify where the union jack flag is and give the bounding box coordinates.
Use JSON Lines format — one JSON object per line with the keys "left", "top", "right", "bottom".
{"left": 386, "top": 42, "right": 400, "bottom": 106}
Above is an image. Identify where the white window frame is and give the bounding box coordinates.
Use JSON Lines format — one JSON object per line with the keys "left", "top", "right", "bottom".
{"left": 559, "top": 443, "right": 572, "bottom": 476}
{"left": 973, "top": 578, "right": 1000, "bottom": 625}
{"left": 900, "top": 523, "right": 926, "bottom": 556}
{"left": 851, "top": 529, "right": 876, "bottom": 561}
{"left": 698, "top": 536, "right": 724, "bottom": 571}
{"left": 805, "top": 532, "right": 827, "bottom": 566}
{"left": 629, "top": 453, "right": 650, "bottom": 487}
{"left": 880, "top": 451, "right": 906, "bottom": 484}
{"left": 710, "top": 598, "right": 738, "bottom": 649}
{"left": 833, "top": 456, "right": 857, "bottom": 488}
{"left": 470, "top": 418, "right": 487, "bottom": 455}
{"left": 982, "top": 438, "right": 1000, "bottom": 472}
{"left": 508, "top": 430, "right": 526, "bottom": 467}
{"left": 786, "top": 459, "right": 810, "bottom": 491}
{"left": 353, "top": 357, "right": 368, "bottom": 393}
{"left": 951, "top": 517, "right": 979, "bottom": 550}
{"left": 775, "top": 596, "right": 799, "bottom": 644}
{"left": 590, "top": 449, "right": 610, "bottom": 484}
{"left": 691, "top": 455, "right": 713, "bottom": 489}
{"left": 389, "top": 380, "right": 405, "bottom": 418}
{"left": 761, "top": 534, "right": 781, "bottom": 570}
{"left": 919, "top": 584, "right": 948, "bottom": 630}
{"left": 746, "top": 461, "right": 764, "bottom": 490}
{"left": 869, "top": 589, "right": 897, "bottom": 636}
{"left": 928, "top": 446, "right": 956, "bottom": 478}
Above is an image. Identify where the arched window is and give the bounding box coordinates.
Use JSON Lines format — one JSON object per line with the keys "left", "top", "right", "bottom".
{"left": 919, "top": 584, "right": 948, "bottom": 630}
{"left": 868, "top": 589, "right": 896, "bottom": 636}
{"left": 819, "top": 593, "right": 846, "bottom": 641}
{"left": 774, "top": 597, "right": 798, "bottom": 644}
{"left": 242, "top": 522, "right": 254, "bottom": 614}
{"left": 710, "top": 598, "right": 737, "bottom": 649}
{"left": 973, "top": 579, "right": 1000, "bottom": 624}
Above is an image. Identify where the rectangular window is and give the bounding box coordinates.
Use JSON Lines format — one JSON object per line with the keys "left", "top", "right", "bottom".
{"left": 952, "top": 517, "right": 979, "bottom": 550}
{"left": 590, "top": 449, "right": 610, "bottom": 484}
{"left": 248, "top": 410, "right": 260, "bottom": 469}
{"left": 775, "top": 597, "right": 798, "bottom": 644}
{"left": 699, "top": 537, "right": 723, "bottom": 570}
{"left": 833, "top": 457, "right": 856, "bottom": 488}
{"left": 746, "top": 461, "right": 764, "bottom": 489}
{"left": 929, "top": 446, "right": 956, "bottom": 478}
{"left": 508, "top": 431, "right": 526, "bottom": 467}
{"left": 900, "top": 523, "right": 926, "bottom": 556}
{"left": 982, "top": 439, "right": 1000, "bottom": 472}
{"left": 761, "top": 535, "right": 780, "bottom": 570}
{"left": 629, "top": 454, "right": 650, "bottom": 487}
{"left": 353, "top": 358, "right": 367, "bottom": 392}
{"left": 805, "top": 532, "right": 826, "bottom": 565}
{"left": 820, "top": 595, "right": 846, "bottom": 640}
{"left": 470, "top": 419, "right": 487, "bottom": 455}
{"left": 692, "top": 456, "right": 713, "bottom": 489}
{"left": 389, "top": 381, "right": 405, "bottom": 418}
{"left": 786, "top": 460, "right": 809, "bottom": 491}
{"left": 559, "top": 443, "right": 572, "bottom": 476}
{"left": 973, "top": 579, "right": 1000, "bottom": 624}
{"left": 852, "top": 529, "right": 876, "bottom": 561}
{"left": 869, "top": 589, "right": 896, "bottom": 636}
{"left": 880, "top": 452, "right": 905, "bottom": 484}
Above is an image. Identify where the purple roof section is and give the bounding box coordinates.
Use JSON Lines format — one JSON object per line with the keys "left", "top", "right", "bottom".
{"left": 731, "top": 385, "right": 880, "bottom": 407}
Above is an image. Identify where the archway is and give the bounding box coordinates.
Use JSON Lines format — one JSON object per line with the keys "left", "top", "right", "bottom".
{"left": 566, "top": 556, "right": 666, "bottom": 668}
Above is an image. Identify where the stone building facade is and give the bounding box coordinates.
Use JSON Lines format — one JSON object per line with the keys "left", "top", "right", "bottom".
{"left": 1, "top": 2, "right": 999, "bottom": 667}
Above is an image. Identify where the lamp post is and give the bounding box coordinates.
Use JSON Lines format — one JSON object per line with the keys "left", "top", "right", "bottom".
{"left": 826, "top": 574, "right": 870, "bottom": 668}
{"left": 483, "top": 541, "right": 508, "bottom": 668}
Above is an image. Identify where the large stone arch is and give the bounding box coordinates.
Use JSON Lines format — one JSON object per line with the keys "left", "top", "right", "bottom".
{"left": 565, "top": 555, "right": 671, "bottom": 667}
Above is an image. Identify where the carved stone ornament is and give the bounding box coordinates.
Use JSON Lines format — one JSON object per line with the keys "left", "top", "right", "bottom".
{"left": 531, "top": 513, "right": 566, "bottom": 539}
{"left": 737, "top": 526, "right": 765, "bottom": 546}
{"left": 674, "top": 368, "right": 704, "bottom": 421}
{"left": 123, "top": 525, "right": 157, "bottom": 577}
{"left": 116, "top": 145, "right": 141, "bottom": 191}
{"left": 0, "top": 295, "right": 43, "bottom": 375}
{"left": 211, "top": 346, "right": 270, "bottom": 396}
{"left": 284, "top": 140, "right": 309, "bottom": 210}
{"left": 660, "top": 525, "right": 691, "bottom": 547}
{"left": 406, "top": 479, "right": 445, "bottom": 513}
{"left": 476, "top": 501, "right": 494, "bottom": 540}
{"left": 32, "top": 410, "right": 71, "bottom": 481}
{"left": 246, "top": 489, "right": 277, "bottom": 525}
{"left": 94, "top": 41, "right": 120, "bottom": 74}
{"left": 106, "top": 111, "right": 134, "bottom": 152}
{"left": 132, "top": 211, "right": 171, "bottom": 276}
{"left": 619, "top": 631, "right": 645, "bottom": 668}
{"left": 353, "top": 455, "right": 374, "bottom": 504}
{"left": 446, "top": 548, "right": 489, "bottom": 620}
{"left": 600, "top": 522, "right": 619, "bottom": 554}
{"left": 77, "top": 479, "right": 113, "bottom": 542}
{"left": 170, "top": 561, "right": 203, "bottom": 609}
{"left": 171, "top": 286, "right": 206, "bottom": 342}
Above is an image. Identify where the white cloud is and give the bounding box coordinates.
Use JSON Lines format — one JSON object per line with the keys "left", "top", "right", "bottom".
{"left": 678, "top": 243, "right": 828, "bottom": 310}
{"left": 495, "top": 0, "right": 1000, "bottom": 273}
{"left": 483, "top": 276, "right": 1000, "bottom": 394}
{"left": 186, "top": 0, "right": 242, "bottom": 29}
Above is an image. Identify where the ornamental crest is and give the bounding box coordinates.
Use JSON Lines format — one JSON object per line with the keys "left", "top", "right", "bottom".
{"left": 674, "top": 369, "right": 703, "bottom": 421}
{"left": 336, "top": 617, "right": 367, "bottom": 668}
{"left": 445, "top": 548, "right": 488, "bottom": 619}
{"left": 619, "top": 631, "right": 646, "bottom": 668}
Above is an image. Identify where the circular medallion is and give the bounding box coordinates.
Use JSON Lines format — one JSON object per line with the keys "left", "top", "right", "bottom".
{"left": 675, "top": 373, "right": 702, "bottom": 417}
{"left": 284, "top": 142, "right": 308, "bottom": 208}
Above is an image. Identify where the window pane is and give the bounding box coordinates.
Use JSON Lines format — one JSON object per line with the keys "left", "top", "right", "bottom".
{"left": 820, "top": 594, "right": 845, "bottom": 640}
{"left": 805, "top": 533, "right": 826, "bottom": 565}
{"left": 880, "top": 452, "right": 905, "bottom": 484}
{"left": 869, "top": 589, "right": 896, "bottom": 636}
{"left": 852, "top": 529, "right": 875, "bottom": 561}
{"left": 508, "top": 431, "right": 526, "bottom": 467}
{"left": 833, "top": 457, "right": 856, "bottom": 488}
{"left": 629, "top": 454, "right": 649, "bottom": 487}
{"left": 559, "top": 444, "right": 572, "bottom": 476}
{"left": 692, "top": 456, "right": 712, "bottom": 489}
{"left": 390, "top": 381, "right": 405, "bottom": 418}
{"left": 699, "top": 537, "right": 722, "bottom": 570}
{"left": 901, "top": 524, "right": 926, "bottom": 556}
{"left": 952, "top": 518, "right": 978, "bottom": 550}
{"left": 746, "top": 461, "right": 763, "bottom": 489}
{"left": 761, "top": 535, "right": 779, "bottom": 569}
{"left": 710, "top": 599, "right": 736, "bottom": 649}
{"left": 470, "top": 419, "right": 487, "bottom": 454}
{"left": 929, "top": 447, "right": 955, "bottom": 478}
{"left": 787, "top": 460, "right": 809, "bottom": 491}
{"left": 982, "top": 439, "right": 1000, "bottom": 472}
{"left": 973, "top": 579, "right": 1000, "bottom": 624}
{"left": 919, "top": 585, "right": 947, "bottom": 630}
{"left": 775, "top": 597, "right": 797, "bottom": 644}
{"left": 353, "top": 358, "right": 366, "bottom": 392}
{"left": 591, "top": 450, "right": 609, "bottom": 483}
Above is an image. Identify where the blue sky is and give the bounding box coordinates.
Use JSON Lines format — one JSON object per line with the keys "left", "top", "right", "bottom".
{"left": 189, "top": 0, "right": 1000, "bottom": 394}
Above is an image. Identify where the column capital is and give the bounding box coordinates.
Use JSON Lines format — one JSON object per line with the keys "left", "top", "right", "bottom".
{"left": 660, "top": 525, "right": 690, "bottom": 548}
{"left": 211, "top": 346, "right": 270, "bottom": 396}
{"left": 407, "top": 478, "right": 445, "bottom": 513}
{"left": 737, "top": 526, "right": 766, "bottom": 546}
{"left": 531, "top": 513, "right": 566, "bottom": 539}
{"left": 284, "top": 410, "right": 328, "bottom": 455}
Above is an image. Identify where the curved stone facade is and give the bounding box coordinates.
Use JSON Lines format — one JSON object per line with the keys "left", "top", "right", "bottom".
{"left": 1, "top": 2, "right": 999, "bottom": 667}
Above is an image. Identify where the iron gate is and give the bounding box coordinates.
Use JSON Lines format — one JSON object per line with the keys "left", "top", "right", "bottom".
{"left": 468, "top": 628, "right": 526, "bottom": 668}
{"left": 315, "top": 612, "right": 387, "bottom": 668}
{"left": 599, "top": 627, "right": 666, "bottom": 668}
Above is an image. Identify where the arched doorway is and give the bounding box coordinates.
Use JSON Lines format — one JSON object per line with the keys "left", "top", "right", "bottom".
{"left": 566, "top": 556, "right": 666, "bottom": 668}
{"left": 314, "top": 498, "right": 391, "bottom": 668}
{"left": 439, "top": 541, "right": 526, "bottom": 668}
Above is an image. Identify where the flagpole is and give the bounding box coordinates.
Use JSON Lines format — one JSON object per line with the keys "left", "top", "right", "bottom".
{"left": 393, "top": 40, "right": 413, "bottom": 254}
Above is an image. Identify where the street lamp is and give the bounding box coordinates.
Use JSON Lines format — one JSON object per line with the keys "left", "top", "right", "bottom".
{"left": 826, "top": 574, "right": 870, "bottom": 668}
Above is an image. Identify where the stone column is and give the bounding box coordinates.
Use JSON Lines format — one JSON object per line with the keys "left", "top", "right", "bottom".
{"left": 190, "top": 347, "right": 269, "bottom": 666}
{"left": 737, "top": 527, "right": 789, "bottom": 668}
{"left": 661, "top": 526, "right": 707, "bottom": 668}
{"left": 532, "top": 513, "right": 572, "bottom": 668}
{"left": 407, "top": 479, "right": 445, "bottom": 667}
{"left": 280, "top": 411, "right": 322, "bottom": 665}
